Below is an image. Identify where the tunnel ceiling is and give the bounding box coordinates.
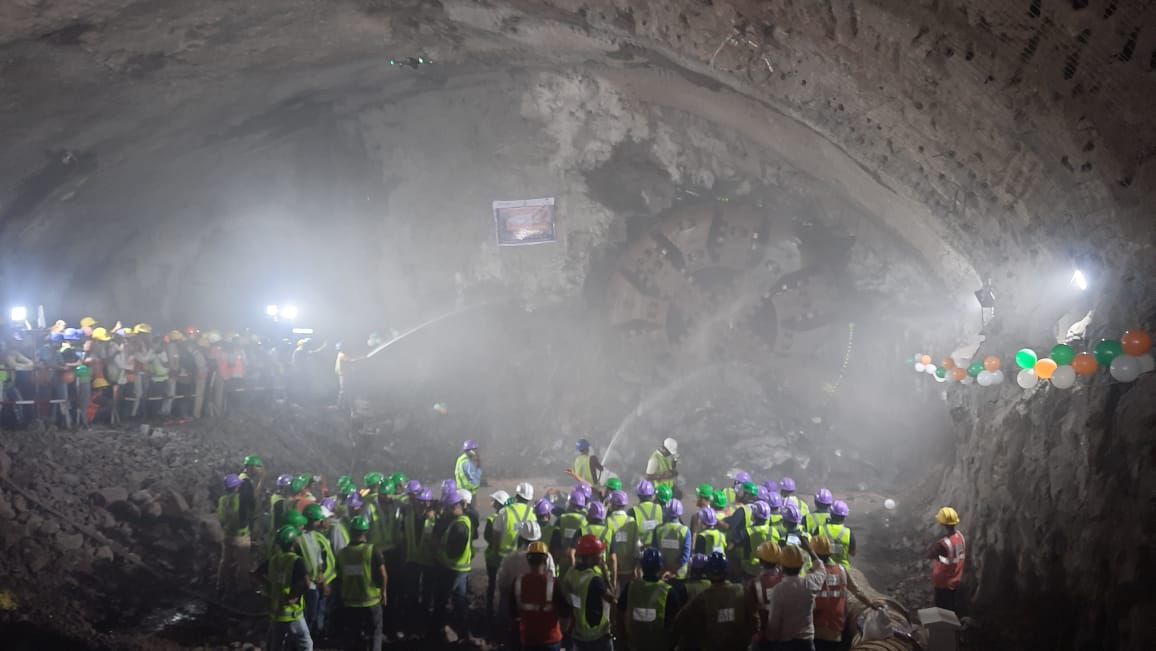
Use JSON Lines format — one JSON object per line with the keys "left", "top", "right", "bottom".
{"left": 1, "top": 0, "right": 1154, "bottom": 330}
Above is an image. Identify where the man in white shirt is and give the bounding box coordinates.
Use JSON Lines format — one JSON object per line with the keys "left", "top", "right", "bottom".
{"left": 495, "top": 520, "right": 555, "bottom": 637}
{"left": 764, "top": 542, "right": 825, "bottom": 650}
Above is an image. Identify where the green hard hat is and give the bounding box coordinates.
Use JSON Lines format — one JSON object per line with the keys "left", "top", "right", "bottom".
{"left": 284, "top": 510, "right": 308, "bottom": 528}
{"left": 275, "top": 524, "right": 299, "bottom": 546}
{"left": 741, "top": 481, "right": 759, "bottom": 496}
{"left": 711, "top": 490, "right": 727, "bottom": 509}
{"left": 656, "top": 484, "right": 673, "bottom": 503}
{"left": 696, "top": 483, "right": 715, "bottom": 499}
{"left": 381, "top": 480, "right": 397, "bottom": 495}
{"left": 363, "top": 472, "right": 384, "bottom": 488}
{"left": 350, "top": 515, "right": 370, "bottom": 532}
{"left": 303, "top": 503, "right": 324, "bottom": 522}
{"left": 243, "top": 454, "right": 263, "bottom": 467}
{"left": 290, "top": 476, "right": 308, "bottom": 494}
{"left": 605, "top": 477, "right": 622, "bottom": 491}
{"left": 505, "top": 497, "right": 515, "bottom": 506}
{"left": 390, "top": 472, "right": 407, "bottom": 485}
{"left": 337, "top": 475, "right": 353, "bottom": 489}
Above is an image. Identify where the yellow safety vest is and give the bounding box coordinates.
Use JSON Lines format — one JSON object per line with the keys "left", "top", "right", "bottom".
{"left": 648, "top": 451, "right": 674, "bottom": 490}
{"left": 337, "top": 542, "right": 381, "bottom": 608}
{"left": 573, "top": 453, "right": 593, "bottom": 484}
{"left": 268, "top": 549, "right": 304, "bottom": 622}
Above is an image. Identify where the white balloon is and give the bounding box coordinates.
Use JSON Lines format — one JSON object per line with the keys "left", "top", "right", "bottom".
{"left": 925, "top": 364, "right": 938, "bottom": 375}
{"left": 914, "top": 362, "right": 926, "bottom": 373}
{"left": 1050, "top": 365, "right": 1077, "bottom": 389}
{"left": 961, "top": 376, "right": 974, "bottom": 385}
{"left": 884, "top": 498, "right": 896, "bottom": 510}
{"left": 992, "top": 369, "right": 1005, "bottom": 385}
{"left": 976, "top": 370, "right": 994, "bottom": 386}
{"left": 1109, "top": 354, "right": 1141, "bottom": 382}
{"left": 1017, "top": 368, "right": 1039, "bottom": 389}
{"left": 1138, "top": 354, "right": 1155, "bottom": 374}
{"left": 935, "top": 374, "right": 947, "bottom": 383}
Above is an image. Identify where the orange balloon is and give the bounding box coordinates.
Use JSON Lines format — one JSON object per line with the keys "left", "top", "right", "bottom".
{"left": 1071, "top": 352, "right": 1098, "bottom": 376}
{"left": 983, "top": 355, "right": 1001, "bottom": 372}
{"left": 941, "top": 357, "right": 956, "bottom": 370}
{"left": 1121, "top": 330, "right": 1152, "bottom": 356}
{"left": 951, "top": 367, "right": 967, "bottom": 381}
{"left": 920, "top": 354, "right": 931, "bottom": 365}
{"left": 1033, "top": 358, "right": 1058, "bottom": 379}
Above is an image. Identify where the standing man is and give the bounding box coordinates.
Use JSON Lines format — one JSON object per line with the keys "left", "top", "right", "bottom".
{"left": 644, "top": 438, "right": 679, "bottom": 495}
{"left": 761, "top": 544, "right": 825, "bottom": 650}
{"left": 217, "top": 473, "right": 252, "bottom": 597}
{"left": 630, "top": 480, "right": 663, "bottom": 547}
{"left": 615, "top": 547, "right": 685, "bottom": 651}
{"left": 816, "top": 501, "right": 855, "bottom": 568}
{"left": 605, "top": 490, "right": 639, "bottom": 591}
{"left": 673, "top": 552, "right": 752, "bottom": 651}
{"left": 510, "top": 541, "right": 566, "bottom": 651}
{"left": 654, "top": 499, "right": 691, "bottom": 579}
{"left": 928, "top": 506, "right": 965, "bottom": 613}
{"left": 804, "top": 489, "right": 834, "bottom": 534}
{"left": 561, "top": 534, "right": 616, "bottom": 651}
{"left": 811, "top": 535, "right": 877, "bottom": 651}
{"left": 254, "top": 525, "right": 313, "bottom": 651}
{"left": 567, "top": 438, "right": 604, "bottom": 486}
{"left": 454, "top": 440, "right": 482, "bottom": 497}
{"left": 299, "top": 504, "right": 336, "bottom": 637}
{"left": 748, "top": 542, "right": 785, "bottom": 651}
{"left": 335, "top": 515, "right": 386, "bottom": 651}
{"left": 433, "top": 489, "right": 474, "bottom": 643}
{"left": 484, "top": 489, "right": 511, "bottom": 623}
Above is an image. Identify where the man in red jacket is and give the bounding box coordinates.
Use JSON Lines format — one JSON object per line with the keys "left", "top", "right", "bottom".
{"left": 511, "top": 541, "right": 567, "bottom": 650}
{"left": 927, "top": 506, "right": 965, "bottom": 613}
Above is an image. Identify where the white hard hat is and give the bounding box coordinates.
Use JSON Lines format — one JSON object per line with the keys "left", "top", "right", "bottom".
{"left": 319, "top": 505, "right": 334, "bottom": 519}
{"left": 490, "top": 490, "right": 510, "bottom": 504}
{"left": 517, "top": 519, "right": 542, "bottom": 542}
{"left": 515, "top": 482, "right": 535, "bottom": 501}
{"left": 457, "top": 489, "right": 473, "bottom": 505}
{"left": 663, "top": 437, "right": 678, "bottom": 456}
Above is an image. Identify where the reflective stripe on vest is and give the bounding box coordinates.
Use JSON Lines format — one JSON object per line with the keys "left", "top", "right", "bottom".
{"left": 516, "top": 574, "right": 556, "bottom": 612}
{"left": 743, "top": 524, "right": 773, "bottom": 575}
{"left": 821, "top": 522, "right": 852, "bottom": 567}
{"left": 268, "top": 549, "right": 304, "bottom": 622}
{"left": 573, "top": 454, "right": 593, "bottom": 484}
{"left": 454, "top": 453, "right": 479, "bottom": 492}
{"left": 649, "top": 451, "right": 674, "bottom": 489}
{"left": 217, "top": 493, "right": 249, "bottom": 537}
{"left": 569, "top": 569, "right": 610, "bottom": 641}
{"left": 699, "top": 529, "right": 726, "bottom": 555}
{"left": 632, "top": 502, "right": 662, "bottom": 544}
{"left": 806, "top": 511, "right": 830, "bottom": 534}
{"left": 499, "top": 503, "right": 532, "bottom": 556}
{"left": 814, "top": 563, "right": 848, "bottom": 632}
{"left": 439, "top": 515, "right": 473, "bottom": 572}
{"left": 655, "top": 521, "right": 689, "bottom": 576}
{"left": 607, "top": 511, "right": 639, "bottom": 572}
{"left": 627, "top": 578, "right": 673, "bottom": 650}
{"left": 313, "top": 530, "right": 337, "bottom": 584}
{"left": 297, "top": 530, "right": 322, "bottom": 585}
{"left": 932, "top": 531, "right": 965, "bottom": 590}
{"left": 337, "top": 542, "right": 381, "bottom": 607}
{"left": 558, "top": 512, "right": 587, "bottom": 549}
{"left": 329, "top": 521, "right": 350, "bottom": 555}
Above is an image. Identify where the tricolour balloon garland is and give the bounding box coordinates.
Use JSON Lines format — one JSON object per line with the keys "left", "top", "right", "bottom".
{"left": 907, "top": 329, "right": 1154, "bottom": 389}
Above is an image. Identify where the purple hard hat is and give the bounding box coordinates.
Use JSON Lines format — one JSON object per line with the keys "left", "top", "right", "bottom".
{"left": 345, "top": 491, "right": 363, "bottom": 509}
{"left": 441, "top": 491, "right": 459, "bottom": 507}
{"left": 573, "top": 482, "right": 593, "bottom": 498}
{"left": 417, "top": 488, "right": 434, "bottom": 502}
{"left": 831, "top": 500, "right": 850, "bottom": 517}
{"left": 782, "top": 502, "right": 801, "bottom": 524}
{"left": 767, "top": 493, "right": 784, "bottom": 510}
{"left": 635, "top": 479, "right": 655, "bottom": 498}
{"left": 569, "top": 491, "right": 587, "bottom": 508}
{"left": 320, "top": 497, "right": 337, "bottom": 512}
{"left": 815, "top": 488, "right": 834, "bottom": 506}
{"left": 665, "top": 498, "right": 684, "bottom": 519}
{"left": 462, "top": 439, "right": 478, "bottom": 451}
{"left": 405, "top": 479, "right": 423, "bottom": 495}
{"left": 689, "top": 552, "right": 708, "bottom": 571}
{"left": 534, "top": 498, "right": 553, "bottom": 517}
{"left": 587, "top": 501, "right": 606, "bottom": 521}
{"left": 223, "top": 473, "right": 241, "bottom": 490}
{"left": 440, "top": 479, "right": 458, "bottom": 498}
{"left": 751, "top": 500, "right": 770, "bottom": 522}
{"left": 780, "top": 477, "right": 797, "bottom": 492}
{"left": 276, "top": 473, "right": 294, "bottom": 488}
{"left": 733, "top": 471, "right": 752, "bottom": 486}
{"left": 609, "top": 490, "right": 629, "bottom": 507}
{"left": 757, "top": 486, "right": 770, "bottom": 502}
{"left": 762, "top": 479, "right": 779, "bottom": 494}
{"left": 699, "top": 506, "right": 718, "bottom": 527}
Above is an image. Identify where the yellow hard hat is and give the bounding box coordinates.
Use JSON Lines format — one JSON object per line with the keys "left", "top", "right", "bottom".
{"left": 296, "top": 338, "right": 310, "bottom": 348}
{"left": 780, "top": 544, "right": 805, "bottom": 569}
{"left": 80, "top": 317, "right": 98, "bottom": 329}
{"left": 527, "top": 541, "right": 549, "bottom": 555}
{"left": 936, "top": 507, "right": 960, "bottom": 526}
{"left": 50, "top": 320, "right": 67, "bottom": 333}
{"left": 196, "top": 335, "right": 210, "bottom": 347}
{"left": 133, "top": 323, "right": 153, "bottom": 334}
{"left": 91, "top": 327, "right": 112, "bottom": 342}
{"left": 755, "top": 540, "right": 781, "bottom": 564}
{"left": 811, "top": 535, "right": 832, "bottom": 556}
{"left": 168, "top": 330, "right": 185, "bottom": 341}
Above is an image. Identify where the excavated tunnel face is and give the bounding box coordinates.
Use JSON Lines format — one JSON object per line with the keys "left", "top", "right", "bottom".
{"left": 1, "top": 1, "right": 1155, "bottom": 649}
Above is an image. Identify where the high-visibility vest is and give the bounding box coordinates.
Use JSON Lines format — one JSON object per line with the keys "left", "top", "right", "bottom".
{"left": 296, "top": 528, "right": 323, "bottom": 586}
{"left": 410, "top": 516, "right": 437, "bottom": 566}
{"left": 581, "top": 522, "right": 613, "bottom": 565}
{"left": 932, "top": 531, "right": 965, "bottom": 590}
{"left": 743, "top": 523, "right": 773, "bottom": 577}
{"left": 269, "top": 495, "right": 286, "bottom": 534}
{"left": 268, "top": 549, "right": 304, "bottom": 622}
{"left": 498, "top": 502, "right": 532, "bottom": 556}
{"left": 484, "top": 512, "right": 501, "bottom": 561}
{"left": 540, "top": 518, "right": 557, "bottom": 553}
{"left": 438, "top": 514, "right": 473, "bottom": 572}
{"left": 626, "top": 579, "right": 674, "bottom": 651}
{"left": 769, "top": 514, "right": 785, "bottom": 541}
{"left": 820, "top": 522, "right": 853, "bottom": 568}
{"left": 217, "top": 492, "right": 249, "bottom": 537}
{"left": 454, "top": 453, "right": 479, "bottom": 493}
{"left": 785, "top": 495, "right": 810, "bottom": 519}
{"left": 698, "top": 582, "right": 746, "bottom": 642}
{"left": 753, "top": 569, "right": 785, "bottom": 642}
{"left": 313, "top": 530, "right": 336, "bottom": 584}
{"left": 631, "top": 502, "right": 663, "bottom": 546}
{"left": 607, "top": 511, "right": 639, "bottom": 573}
{"left": 514, "top": 573, "right": 562, "bottom": 645}
{"left": 648, "top": 451, "right": 674, "bottom": 490}
{"left": 654, "top": 521, "right": 689, "bottom": 577}
{"left": 557, "top": 512, "right": 587, "bottom": 551}
{"left": 372, "top": 500, "right": 400, "bottom": 551}
{"left": 337, "top": 542, "right": 381, "bottom": 608}
{"left": 684, "top": 578, "right": 710, "bottom": 603}
{"left": 805, "top": 511, "right": 830, "bottom": 534}
{"left": 697, "top": 528, "right": 726, "bottom": 555}
{"left": 814, "top": 562, "right": 848, "bottom": 634}
{"left": 563, "top": 568, "right": 610, "bottom": 642}
{"left": 329, "top": 521, "right": 350, "bottom": 555}
{"left": 573, "top": 454, "right": 593, "bottom": 484}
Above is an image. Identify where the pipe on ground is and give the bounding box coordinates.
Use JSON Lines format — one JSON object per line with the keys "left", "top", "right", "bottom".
{"left": 845, "top": 566, "right": 919, "bottom": 650}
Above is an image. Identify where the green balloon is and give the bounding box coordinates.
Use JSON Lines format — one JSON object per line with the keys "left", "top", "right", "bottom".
{"left": 1050, "top": 344, "right": 1075, "bottom": 366}
{"left": 935, "top": 366, "right": 947, "bottom": 379}
{"left": 904, "top": 356, "right": 915, "bottom": 365}
{"left": 1092, "top": 339, "right": 1123, "bottom": 366}
{"left": 967, "top": 361, "right": 984, "bottom": 377}
{"left": 1015, "top": 348, "right": 1038, "bottom": 370}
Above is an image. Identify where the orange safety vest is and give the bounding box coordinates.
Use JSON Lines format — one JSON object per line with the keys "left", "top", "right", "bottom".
{"left": 753, "top": 568, "right": 784, "bottom": 642}
{"left": 231, "top": 352, "right": 245, "bottom": 379}
{"left": 514, "top": 573, "right": 562, "bottom": 646}
{"left": 932, "top": 531, "right": 965, "bottom": 590}
{"left": 814, "top": 562, "right": 848, "bottom": 633}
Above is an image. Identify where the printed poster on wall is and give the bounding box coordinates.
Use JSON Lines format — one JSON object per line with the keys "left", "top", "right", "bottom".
{"left": 493, "top": 197, "right": 556, "bottom": 246}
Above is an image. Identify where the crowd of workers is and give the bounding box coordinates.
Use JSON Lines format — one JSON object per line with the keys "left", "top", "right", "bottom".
{"left": 218, "top": 436, "right": 966, "bottom": 651}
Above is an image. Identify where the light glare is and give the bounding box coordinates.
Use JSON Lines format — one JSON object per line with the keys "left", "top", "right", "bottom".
{"left": 291, "top": 327, "right": 314, "bottom": 334}
{"left": 265, "top": 304, "right": 279, "bottom": 317}
{"left": 10, "top": 306, "right": 27, "bottom": 321}
{"left": 1071, "top": 269, "right": 1087, "bottom": 291}
{"left": 280, "top": 305, "right": 299, "bottom": 320}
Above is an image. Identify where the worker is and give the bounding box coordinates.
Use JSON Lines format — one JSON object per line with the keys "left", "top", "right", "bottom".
{"left": 688, "top": 483, "right": 714, "bottom": 539}
{"left": 373, "top": 478, "right": 403, "bottom": 639}
{"left": 605, "top": 490, "right": 639, "bottom": 589}
{"left": 673, "top": 552, "right": 752, "bottom": 651}
{"left": 335, "top": 515, "right": 386, "bottom": 651}
{"left": 631, "top": 480, "right": 663, "bottom": 547}
{"left": 432, "top": 488, "right": 474, "bottom": 643}
{"left": 804, "top": 488, "right": 834, "bottom": 533}
{"left": 723, "top": 470, "right": 751, "bottom": 507}
{"left": 254, "top": 525, "right": 313, "bottom": 651}
{"left": 333, "top": 341, "right": 360, "bottom": 411}
{"left": 561, "top": 534, "right": 615, "bottom": 651}
{"left": 615, "top": 546, "right": 685, "bottom": 651}
{"left": 722, "top": 481, "right": 759, "bottom": 574}
{"left": 693, "top": 506, "right": 726, "bottom": 555}
{"left": 816, "top": 500, "right": 855, "bottom": 568}
{"left": 497, "top": 519, "right": 555, "bottom": 640}
{"left": 534, "top": 498, "right": 557, "bottom": 557}
{"left": 270, "top": 473, "right": 295, "bottom": 537}
{"left": 238, "top": 454, "right": 264, "bottom": 531}
{"left": 554, "top": 491, "right": 588, "bottom": 575}
{"left": 740, "top": 501, "right": 774, "bottom": 580}
{"left": 581, "top": 501, "right": 615, "bottom": 570}
{"left": 780, "top": 477, "right": 810, "bottom": 520}
{"left": 483, "top": 489, "right": 511, "bottom": 621}
{"left": 454, "top": 439, "right": 482, "bottom": 496}
{"left": 344, "top": 491, "right": 365, "bottom": 522}
{"left": 748, "top": 541, "right": 785, "bottom": 651}
{"left": 283, "top": 509, "right": 308, "bottom": 533}
{"left": 655, "top": 484, "right": 673, "bottom": 509}
{"left": 493, "top": 482, "right": 535, "bottom": 560}
{"left": 811, "top": 535, "right": 878, "bottom": 651}
{"left": 680, "top": 553, "right": 711, "bottom": 603}
{"left": 601, "top": 476, "right": 622, "bottom": 504}
{"left": 299, "top": 504, "right": 336, "bottom": 637}
{"left": 767, "top": 494, "right": 786, "bottom": 541}
{"left": 290, "top": 475, "right": 316, "bottom": 513}
{"left": 402, "top": 488, "right": 437, "bottom": 634}
{"left": 644, "top": 437, "right": 679, "bottom": 494}
{"left": 653, "top": 498, "right": 691, "bottom": 579}
{"left": 761, "top": 543, "right": 826, "bottom": 651}
{"left": 711, "top": 489, "right": 733, "bottom": 519}
{"left": 217, "top": 473, "right": 252, "bottom": 597}
{"left": 780, "top": 504, "right": 811, "bottom": 573}
{"left": 928, "top": 506, "right": 965, "bottom": 613}
{"left": 510, "top": 541, "right": 566, "bottom": 650}
{"left": 567, "top": 437, "right": 604, "bottom": 485}
{"left": 322, "top": 498, "right": 349, "bottom": 554}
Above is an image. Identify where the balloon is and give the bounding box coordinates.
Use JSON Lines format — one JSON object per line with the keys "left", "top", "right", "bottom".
{"left": 976, "top": 370, "right": 994, "bottom": 386}
{"left": 1109, "top": 355, "right": 1141, "bottom": 382}
{"left": 1033, "top": 358, "right": 1058, "bottom": 379}
{"left": 1016, "top": 368, "right": 1038, "bottom": 389}
{"left": 1015, "top": 348, "right": 1038, "bottom": 370}
{"left": 961, "top": 376, "right": 974, "bottom": 385}
{"left": 982, "top": 355, "right": 1001, "bottom": 372}
{"left": 951, "top": 367, "right": 967, "bottom": 381}
{"left": 934, "top": 374, "right": 947, "bottom": 383}
{"left": 914, "top": 362, "right": 926, "bottom": 373}
{"left": 1071, "top": 352, "right": 1098, "bottom": 376}
{"left": 1050, "top": 365, "right": 1076, "bottom": 389}
{"left": 884, "top": 499, "right": 896, "bottom": 510}
{"left": 992, "top": 369, "right": 1005, "bottom": 385}
{"left": 966, "top": 361, "right": 984, "bottom": 377}
{"left": 935, "top": 366, "right": 946, "bottom": 379}
{"left": 941, "top": 357, "right": 956, "bottom": 370}
{"left": 920, "top": 354, "right": 931, "bottom": 365}
{"left": 925, "top": 364, "right": 938, "bottom": 375}
{"left": 1092, "top": 339, "right": 1123, "bottom": 366}
{"left": 1050, "top": 344, "right": 1075, "bottom": 366}
{"left": 1121, "top": 330, "right": 1152, "bottom": 356}
{"left": 1138, "top": 354, "right": 1155, "bottom": 374}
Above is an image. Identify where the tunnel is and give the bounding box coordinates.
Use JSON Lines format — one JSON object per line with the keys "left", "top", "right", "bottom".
{"left": 0, "top": 1, "right": 1154, "bottom": 649}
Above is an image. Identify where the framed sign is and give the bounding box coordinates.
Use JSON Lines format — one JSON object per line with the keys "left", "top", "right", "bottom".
{"left": 493, "top": 197, "right": 556, "bottom": 246}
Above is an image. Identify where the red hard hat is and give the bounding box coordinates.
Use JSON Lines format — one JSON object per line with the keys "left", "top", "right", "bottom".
{"left": 185, "top": 325, "right": 198, "bottom": 335}
{"left": 575, "top": 533, "right": 604, "bottom": 556}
